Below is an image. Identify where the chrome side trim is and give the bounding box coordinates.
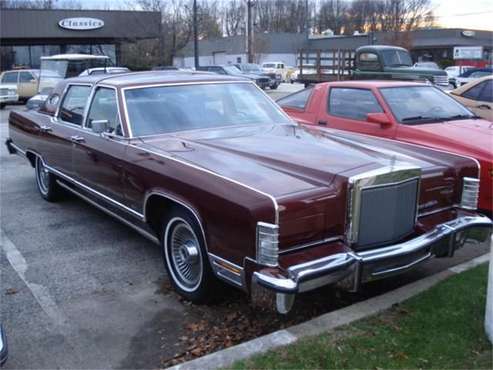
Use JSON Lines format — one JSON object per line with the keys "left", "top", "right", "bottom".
{"left": 208, "top": 253, "right": 244, "bottom": 287}
{"left": 57, "top": 180, "right": 159, "bottom": 244}
{"left": 44, "top": 162, "right": 144, "bottom": 220}
{"left": 278, "top": 236, "right": 344, "bottom": 255}
{"left": 132, "top": 145, "right": 279, "bottom": 224}
{"left": 418, "top": 205, "right": 456, "bottom": 218}
{"left": 9, "top": 142, "right": 26, "bottom": 156}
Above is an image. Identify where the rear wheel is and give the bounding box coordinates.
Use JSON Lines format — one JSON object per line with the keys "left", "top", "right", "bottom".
{"left": 162, "top": 209, "right": 218, "bottom": 303}
{"left": 35, "top": 156, "right": 61, "bottom": 201}
{"left": 0, "top": 103, "right": 5, "bottom": 110}
{"left": 270, "top": 83, "right": 279, "bottom": 90}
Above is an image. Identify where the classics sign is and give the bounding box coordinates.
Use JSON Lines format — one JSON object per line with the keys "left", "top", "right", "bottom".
{"left": 58, "top": 17, "right": 104, "bottom": 31}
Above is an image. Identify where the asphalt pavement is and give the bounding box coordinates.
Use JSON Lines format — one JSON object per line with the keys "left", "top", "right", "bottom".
{"left": 0, "top": 84, "right": 490, "bottom": 369}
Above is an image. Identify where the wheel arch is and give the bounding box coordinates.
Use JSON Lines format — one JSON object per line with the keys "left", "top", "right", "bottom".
{"left": 25, "top": 150, "right": 40, "bottom": 168}
{"left": 143, "top": 191, "right": 208, "bottom": 250}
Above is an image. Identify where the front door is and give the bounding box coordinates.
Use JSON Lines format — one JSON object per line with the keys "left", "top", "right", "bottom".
{"left": 38, "top": 84, "right": 92, "bottom": 178}
{"left": 318, "top": 86, "right": 396, "bottom": 137}
{"left": 72, "top": 86, "right": 128, "bottom": 205}
{"left": 18, "top": 71, "right": 38, "bottom": 99}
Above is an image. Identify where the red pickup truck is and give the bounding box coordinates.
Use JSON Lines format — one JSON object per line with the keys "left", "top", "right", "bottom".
{"left": 278, "top": 81, "right": 493, "bottom": 215}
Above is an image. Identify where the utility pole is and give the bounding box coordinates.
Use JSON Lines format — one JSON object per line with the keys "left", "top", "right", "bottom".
{"left": 246, "top": 0, "right": 254, "bottom": 63}
{"left": 193, "top": 0, "right": 199, "bottom": 69}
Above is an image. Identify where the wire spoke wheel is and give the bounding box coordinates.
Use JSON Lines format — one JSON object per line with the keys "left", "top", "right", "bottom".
{"left": 166, "top": 218, "right": 203, "bottom": 292}
{"left": 36, "top": 158, "right": 50, "bottom": 194}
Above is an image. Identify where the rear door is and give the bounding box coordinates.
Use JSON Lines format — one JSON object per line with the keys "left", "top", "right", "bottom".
{"left": 39, "top": 84, "right": 92, "bottom": 177}
{"left": 318, "top": 86, "right": 396, "bottom": 137}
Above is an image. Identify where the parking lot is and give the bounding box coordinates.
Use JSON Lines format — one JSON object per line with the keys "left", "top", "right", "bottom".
{"left": 0, "top": 84, "right": 490, "bottom": 369}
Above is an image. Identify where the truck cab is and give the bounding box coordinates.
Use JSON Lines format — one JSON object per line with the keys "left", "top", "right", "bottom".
{"left": 354, "top": 45, "right": 448, "bottom": 86}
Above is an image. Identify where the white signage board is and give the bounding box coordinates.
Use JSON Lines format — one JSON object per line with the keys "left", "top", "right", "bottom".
{"left": 453, "top": 46, "right": 483, "bottom": 60}
{"left": 58, "top": 17, "right": 104, "bottom": 31}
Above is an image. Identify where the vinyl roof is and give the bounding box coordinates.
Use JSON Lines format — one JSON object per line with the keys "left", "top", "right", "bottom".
{"left": 66, "top": 71, "right": 248, "bottom": 87}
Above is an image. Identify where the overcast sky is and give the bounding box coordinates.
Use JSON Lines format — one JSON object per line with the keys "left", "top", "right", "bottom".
{"left": 73, "top": 0, "right": 493, "bottom": 31}
{"left": 432, "top": 0, "right": 493, "bottom": 30}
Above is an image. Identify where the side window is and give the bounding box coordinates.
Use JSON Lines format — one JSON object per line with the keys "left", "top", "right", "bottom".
{"left": 359, "top": 52, "right": 378, "bottom": 62}
{"left": 2, "top": 72, "right": 18, "bottom": 83}
{"left": 462, "top": 82, "right": 485, "bottom": 101}
{"left": 277, "top": 87, "right": 313, "bottom": 110}
{"left": 59, "top": 85, "right": 91, "bottom": 125}
{"left": 86, "top": 88, "right": 122, "bottom": 135}
{"left": 19, "top": 72, "right": 34, "bottom": 82}
{"left": 479, "top": 80, "right": 493, "bottom": 103}
{"left": 328, "top": 88, "right": 383, "bottom": 120}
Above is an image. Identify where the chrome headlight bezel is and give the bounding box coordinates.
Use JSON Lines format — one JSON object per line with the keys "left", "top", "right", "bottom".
{"left": 256, "top": 222, "right": 279, "bottom": 267}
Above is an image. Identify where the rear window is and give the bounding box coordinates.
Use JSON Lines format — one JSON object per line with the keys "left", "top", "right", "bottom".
{"left": 277, "top": 87, "right": 313, "bottom": 110}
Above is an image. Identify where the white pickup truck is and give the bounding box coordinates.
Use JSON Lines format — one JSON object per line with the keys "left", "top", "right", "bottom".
{"left": 262, "top": 62, "right": 291, "bottom": 82}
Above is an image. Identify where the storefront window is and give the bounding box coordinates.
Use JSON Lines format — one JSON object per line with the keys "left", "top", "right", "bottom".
{"left": 0, "top": 44, "right": 116, "bottom": 71}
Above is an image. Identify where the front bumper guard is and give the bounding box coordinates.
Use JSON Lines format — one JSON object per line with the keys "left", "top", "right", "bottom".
{"left": 253, "top": 215, "right": 492, "bottom": 312}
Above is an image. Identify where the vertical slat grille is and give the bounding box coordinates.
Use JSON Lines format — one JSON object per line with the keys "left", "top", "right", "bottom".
{"left": 355, "top": 179, "right": 418, "bottom": 249}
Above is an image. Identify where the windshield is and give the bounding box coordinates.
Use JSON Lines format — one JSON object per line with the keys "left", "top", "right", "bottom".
{"left": 382, "top": 50, "right": 413, "bottom": 67}
{"left": 243, "top": 64, "right": 262, "bottom": 73}
{"left": 223, "top": 65, "right": 243, "bottom": 75}
{"left": 416, "top": 62, "right": 439, "bottom": 69}
{"left": 125, "top": 82, "right": 291, "bottom": 136}
{"left": 263, "top": 63, "right": 276, "bottom": 68}
{"left": 380, "top": 86, "right": 474, "bottom": 124}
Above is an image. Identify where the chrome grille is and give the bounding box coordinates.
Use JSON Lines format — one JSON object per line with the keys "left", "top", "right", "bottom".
{"left": 460, "top": 177, "right": 479, "bottom": 210}
{"left": 346, "top": 166, "right": 421, "bottom": 249}
{"left": 356, "top": 179, "right": 419, "bottom": 248}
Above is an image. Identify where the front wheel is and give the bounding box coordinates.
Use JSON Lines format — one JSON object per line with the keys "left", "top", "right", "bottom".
{"left": 35, "top": 156, "right": 61, "bottom": 201}
{"left": 162, "top": 210, "right": 218, "bottom": 303}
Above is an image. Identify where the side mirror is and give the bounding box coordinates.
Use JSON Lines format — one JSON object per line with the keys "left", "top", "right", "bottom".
{"left": 366, "top": 112, "right": 392, "bottom": 127}
{"left": 91, "top": 119, "right": 109, "bottom": 134}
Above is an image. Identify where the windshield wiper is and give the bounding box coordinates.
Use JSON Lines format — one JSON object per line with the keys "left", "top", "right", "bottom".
{"left": 401, "top": 115, "right": 435, "bottom": 122}
{"left": 440, "top": 114, "right": 479, "bottom": 121}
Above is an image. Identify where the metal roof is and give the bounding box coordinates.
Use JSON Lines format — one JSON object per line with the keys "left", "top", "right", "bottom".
{"left": 177, "top": 32, "right": 307, "bottom": 57}
{"left": 41, "top": 54, "right": 110, "bottom": 60}
{"left": 178, "top": 28, "right": 493, "bottom": 57}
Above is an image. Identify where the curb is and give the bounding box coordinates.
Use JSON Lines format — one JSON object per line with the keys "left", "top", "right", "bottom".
{"left": 167, "top": 253, "right": 490, "bottom": 370}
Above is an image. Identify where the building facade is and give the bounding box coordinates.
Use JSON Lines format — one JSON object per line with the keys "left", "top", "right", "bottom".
{"left": 175, "top": 28, "right": 493, "bottom": 68}
{"left": 0, "top": 9, "right": 161, "bottom": 71}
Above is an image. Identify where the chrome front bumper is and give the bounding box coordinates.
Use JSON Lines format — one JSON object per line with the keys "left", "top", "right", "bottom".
{"left": 253, "top": 215, "right": 492, "bottom": 306}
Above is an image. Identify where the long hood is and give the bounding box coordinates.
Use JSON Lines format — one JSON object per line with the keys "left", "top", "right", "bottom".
{"left": 406, "top": 119, "right": 493, "bottom": 159}
{"left": 139, "top": 124, "right": 450, "bottom": 198}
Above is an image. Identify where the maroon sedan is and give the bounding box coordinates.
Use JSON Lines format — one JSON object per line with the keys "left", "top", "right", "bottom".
{"left": 6, "top": 72, "right": 491, "bottom": 313}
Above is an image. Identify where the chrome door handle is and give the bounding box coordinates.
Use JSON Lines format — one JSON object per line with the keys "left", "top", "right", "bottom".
{"left": 70, "top": 135, "right": 85, "bottom": 143}
{"left": 39, "top": 125, "right": 52, "bottom": 132}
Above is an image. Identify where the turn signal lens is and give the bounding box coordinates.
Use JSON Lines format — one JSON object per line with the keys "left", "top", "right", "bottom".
{"left": 256, "top": 222, "right": 279, "bottom": 267}
{"left": 460, "top": 177, "right": 480, "bottom": 210}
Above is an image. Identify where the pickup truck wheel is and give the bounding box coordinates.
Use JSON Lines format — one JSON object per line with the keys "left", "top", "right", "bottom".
{"left": 162, "top": 211, "right": 217, "bottom": 303}
{"left": 35, "top": 157, "right": 60, "bottom": 201}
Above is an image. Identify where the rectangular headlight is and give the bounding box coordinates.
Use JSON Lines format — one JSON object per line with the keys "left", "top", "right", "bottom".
{"left": 256, "top": 222, "right": 279, "bottom": 267}
{"left": 460, "top": 177, "right": 480, "bottom": 210}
